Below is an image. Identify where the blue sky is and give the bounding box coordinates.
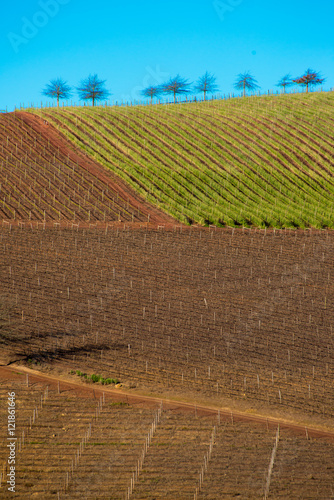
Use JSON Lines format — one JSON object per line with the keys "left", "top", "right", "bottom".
{"left": 1, "top": 0, "right": 333, "bottom": 110}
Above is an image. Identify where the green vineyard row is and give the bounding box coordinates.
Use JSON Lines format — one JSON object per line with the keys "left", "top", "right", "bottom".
{"left": 32, "top": 92, "right": 334, "bottom": 228}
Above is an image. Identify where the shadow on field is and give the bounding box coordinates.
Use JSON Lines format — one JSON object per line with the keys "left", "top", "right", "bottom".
{"left": 4, "top": 342, "right": 120, "bottom": 366}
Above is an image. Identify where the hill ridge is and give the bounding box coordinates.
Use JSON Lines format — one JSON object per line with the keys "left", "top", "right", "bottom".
{"left": 25, "top": 91, "right": 334, "bottom": 228}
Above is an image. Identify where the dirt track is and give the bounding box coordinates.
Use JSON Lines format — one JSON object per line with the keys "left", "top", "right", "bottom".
{"left": 0, "top": 111, "right": 175, "bottom": 224}
{"left": 1, "top": 365, "right": 333, "bottom": 443}
{"left": 17, "top": 111, "right": 175, "bottom": 224}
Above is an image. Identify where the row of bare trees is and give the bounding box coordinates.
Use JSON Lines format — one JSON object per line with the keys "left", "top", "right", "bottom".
{"left": 42, "top": 75, "right": 110, "bottom": 107}
{"left": 42, "top": 69, "right": 326, "bottom": 107}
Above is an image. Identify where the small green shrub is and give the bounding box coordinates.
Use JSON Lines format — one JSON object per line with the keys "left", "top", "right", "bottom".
{"left": 72, "top": 370, "right": 120, "bottom": 385}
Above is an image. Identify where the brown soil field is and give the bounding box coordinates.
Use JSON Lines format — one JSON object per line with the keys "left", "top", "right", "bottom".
{"left": 0, "top": 367, "right": 333, "bottom": 499}
{"left": 0, "top": 225, "right": 333, "bottom": 422}
{"left": 0, "top": 112, "right": 174, "bottom": 225}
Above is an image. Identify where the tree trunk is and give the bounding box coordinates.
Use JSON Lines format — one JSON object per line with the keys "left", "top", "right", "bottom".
{"left": 57, "top": 96, "right": 59, "bottom": 107}
{"left": 243, "top": 83, "right": 246, "bottom": 97}
{"left": 204, "top": 90, "right": 206, "bottom": 101}
{"left": 174, "top": 91, "right": 176, "bottom": 104}
{"left": 92, "top": 96, "right": 95, "bottom": 106}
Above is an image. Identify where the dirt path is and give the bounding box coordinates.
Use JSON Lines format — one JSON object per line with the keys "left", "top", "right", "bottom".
{"left": 12, "top": 111, "right": 176, "bottom": 225}
{"left": 1, "top": 364, "right": 333, "bottom": 442}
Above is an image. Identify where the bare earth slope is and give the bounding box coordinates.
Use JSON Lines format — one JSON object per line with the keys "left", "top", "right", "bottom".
{"left": 1, "top": 225, "right": 333, "bottom": 423}
{"left": 0, "top": 111, "right": 175, "bottom": 225}
{"left": 0, "top": 366, "right": 334, "bottom": 499}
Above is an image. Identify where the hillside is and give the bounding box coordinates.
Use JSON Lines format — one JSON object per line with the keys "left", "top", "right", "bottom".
{"left": 1, "top": 367, "right": 333, "bottom": 499}
{"left": 1, "top": 224, "right": 333, "bottom": 422}
{"left": 0, "top": 222, "right": 333, "bottom": 498}
{"left": 26, "top": 91, "right": 334, "bottom": 228}
{"left": 1, "top": 93, "right": 334, "bottom": 498}
{"left": 0, "top": 111, "right": 173, "bottom": 225}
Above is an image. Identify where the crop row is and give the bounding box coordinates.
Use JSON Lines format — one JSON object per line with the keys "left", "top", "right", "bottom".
{"left": 0, "top": 226, "right": 333, "bottom": 419}
{"left": 0, "top": 113, "right": 164, "bottom": 224}
{"left": 0, "top": 373, "right": 333, "bottom": 499}
{"left": 37, "top": 92, "right": 334, "bottom": 228}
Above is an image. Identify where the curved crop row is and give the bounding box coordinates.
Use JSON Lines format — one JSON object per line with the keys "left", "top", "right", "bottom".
{"left": 34, "top": 92, "right": 334, "bottom": 228}
{"left": 0, "top": 113, "right": 172, "bottom": 224}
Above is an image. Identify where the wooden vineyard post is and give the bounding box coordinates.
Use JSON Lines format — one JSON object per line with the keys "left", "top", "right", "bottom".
{"left": 193, "top": 426, "right": 217, "bottom": 499}
{"left": 60, "top": 402, "right": 99, "bottom": 496}
{"left": 264, "top": 425, "right": 280, "bottom": 500}
{"left": 125, "top": 403, "right": 162, "bottom": 499}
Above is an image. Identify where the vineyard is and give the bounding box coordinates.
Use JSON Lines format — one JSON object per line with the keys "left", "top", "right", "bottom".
{"left": 23, "top": 91, "right": 334, "bottom": 229}
{"left": 0, "top": 368, "right": 333, "bottom": 499}
{"left": 1, "top": 91, "right": 334, "bottom": 498}
{"left": 0, "top": 112, "right": 172, "bottom": 225}
{"left": 1, "top": 225, "right": 333, "bottom": 422}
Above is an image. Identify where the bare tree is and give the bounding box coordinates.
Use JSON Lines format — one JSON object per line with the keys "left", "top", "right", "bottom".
{"left": 161, "top": 75, "right": 192, "bottom": 104}
{"left": 194, "top": 72, "right": 219, "bottom": 101}
{"left": 42, "top": 78, "right": 72, "bottom": 107}
{"left": 276, "top": 74, "right": 293, "bottom": 93}
{"left": 293, "top": 69, "right": 325, "bottom": 93}
{"left": 77, "top": 74, "right": 111, "bottom": 106}
{"left": 141, "top": 86, "right": 161, "bottom": 104}
{"left": 234, "top": 72, "right": 260, "bottom": 97}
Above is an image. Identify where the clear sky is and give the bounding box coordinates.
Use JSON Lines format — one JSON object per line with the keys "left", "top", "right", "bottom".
{"left": 1, "top": 0, "right": 333, "bottom": 111}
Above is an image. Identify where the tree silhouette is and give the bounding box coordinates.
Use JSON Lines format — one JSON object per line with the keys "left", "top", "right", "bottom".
{"left": 234, "top": 72, "right": 260, "bottom": 97}
{"left": 194, "top": 72, "right": 219, "bottom": 101}
{"left": 77, "top": 74, "right": 111, "bottom": 106}
{"left": 161, "top": 75, "right": 191, "bottom": 104}
{"left": 276, "top": 74, "right": 293, "bottom": 93}
{"left": 141, "top": 86, "right": 161, "bottom": 104}
{"left": 42, "top": 78, "right": 72, "bottom": 107}
{"left": 293, "top": 69, "right": 325, "bottom": 93}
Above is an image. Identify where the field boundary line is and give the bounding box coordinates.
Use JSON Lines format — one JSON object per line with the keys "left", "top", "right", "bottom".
{"left": 1, "top": 365, "right": 334, "bottom": 442}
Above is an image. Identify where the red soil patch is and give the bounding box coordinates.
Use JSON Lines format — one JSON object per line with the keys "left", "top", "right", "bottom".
{"left": 0, "top": 111, "right": 175, "bottom": 224}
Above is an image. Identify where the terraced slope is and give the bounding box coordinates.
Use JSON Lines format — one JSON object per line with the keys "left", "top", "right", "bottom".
{"left": 0, "top": 112, "right": 174, "bottom": 224}
{"left": 33, "top": 92, "right": 334, "bottom": 228}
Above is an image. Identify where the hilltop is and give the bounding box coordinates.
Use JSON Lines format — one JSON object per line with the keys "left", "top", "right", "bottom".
{"left": 0, "top": 92, "right": 333, "bottom": 228}
{"left": 26, "top": 91, "right": 334, "bottom": 229}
